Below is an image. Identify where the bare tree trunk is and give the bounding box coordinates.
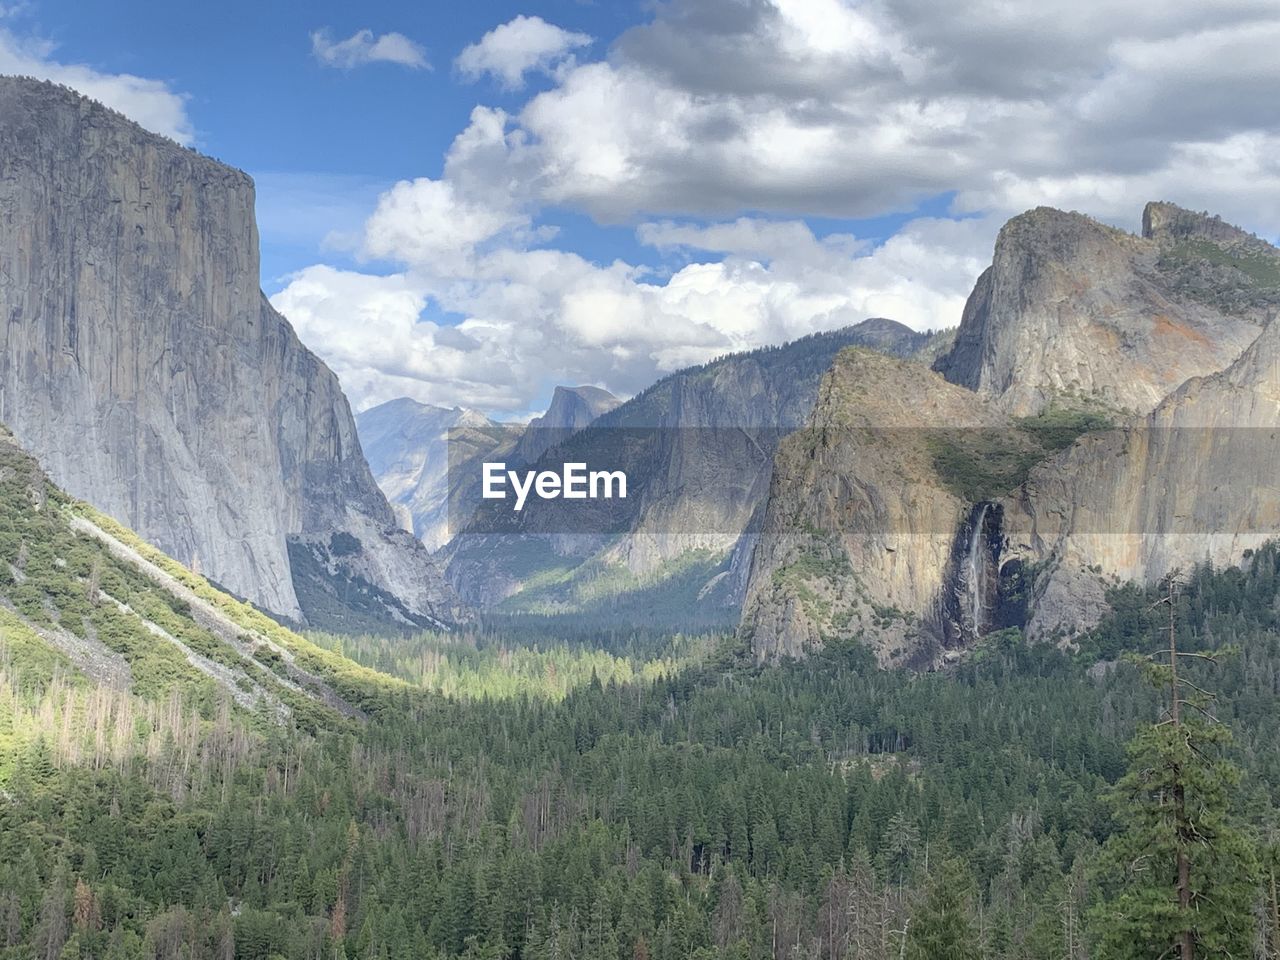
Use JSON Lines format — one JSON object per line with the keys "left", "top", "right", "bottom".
{"left": 1167, "top": 581, "right": 1194, "bottom": 960}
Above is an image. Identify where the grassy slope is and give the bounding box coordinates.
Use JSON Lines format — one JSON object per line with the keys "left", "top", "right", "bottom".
{"left": 0, "top": 430, "right": 415, "bottom": 737}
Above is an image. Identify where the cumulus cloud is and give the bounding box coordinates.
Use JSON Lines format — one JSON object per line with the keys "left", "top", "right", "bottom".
{"left": 311, "top": 28, "right": 428, "bottom": 70}
{"left": 503, "top": 0, "right": 1280, "bottom": 227}
{"left": 275, "top": 0, "right": 1280, "bottom": 415}
{"left": 0, "top": 27, "right": 193, "bottom": 143}
{"left": 273, "top": 210, "right": 994, "bottom": 413}
{"left": 270, "top": 266, "right": 521, "bottom": 412}
{"left": 356, "top": 105, "right": 546, "bottom": 274}
{"left": 456, "top": 15, "right": 591, "bottom": 90}
{"left": 361, "top": 177, "right": 526, "bottom": 269}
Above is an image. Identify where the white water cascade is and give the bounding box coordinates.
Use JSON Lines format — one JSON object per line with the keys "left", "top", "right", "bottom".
{"left": 967, "top": 503, "right": 991, "bottom": 636}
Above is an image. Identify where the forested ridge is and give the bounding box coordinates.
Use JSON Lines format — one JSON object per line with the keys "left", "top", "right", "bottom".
{"left": 3, "top": 431, "right": 1280, "bottom": 958}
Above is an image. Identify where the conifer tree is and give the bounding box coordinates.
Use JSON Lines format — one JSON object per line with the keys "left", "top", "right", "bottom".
{"left": 1093, "top": 576, "right": 1258, "bottom": 959}
{"left": 904, "top": 857, "right": 979, "bottom": 960}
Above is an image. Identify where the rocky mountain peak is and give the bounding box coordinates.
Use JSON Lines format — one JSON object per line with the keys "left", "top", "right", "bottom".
{"left": 999, "top": 206, "right": 1133, "bottom": 259}
{"left": 933, "top": 201, "right": 1270, "bottom": 416}
{"left": 514, "top": 385, "right": 621, "bottom": 464}
{"left": 834, "top": 317, "right": 930, "bottom": 356}
{"left": 744, "top": 201, "right": 1280, "bottom": 663}
{"left": 1142, "top": 201, "right": 1262, "bottom": 247}
{"left": 355, "top": 399, "right": 509, "bottom": 551}
{"left": 538, "top": 385, "right": 622, "bottom": 430}
{"left": 444, "top": 321, "right": 933, "bottom": 613}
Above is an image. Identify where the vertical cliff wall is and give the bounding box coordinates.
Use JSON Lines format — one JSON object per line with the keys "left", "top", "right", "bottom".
{"left": 0, "top": 77, "right": 460, "bottom": 627}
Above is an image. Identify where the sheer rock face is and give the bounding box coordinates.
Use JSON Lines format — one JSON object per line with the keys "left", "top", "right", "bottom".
{"left": 933, "top": 204, "right": 1272, "bottom": 416}
{"left": 743, "top": 325, "right": 1280, "bottom": 661}
{"left": 0, "top": 77, "right": 461, "bottom": 627}
{"left": 738, "top": 348, "right": 1018, "bottom": 664}
{"left": 514, "top": 385, "right": 620, "bottom": 464}
{"left": 746, "top": 203, "right": 1280, "bottom": 662}
{"left": 1001, "top": 315, "right": 1280, "bottom": 640}
{"left": 747, "top": 288, "right": 1274, "bottom": 660}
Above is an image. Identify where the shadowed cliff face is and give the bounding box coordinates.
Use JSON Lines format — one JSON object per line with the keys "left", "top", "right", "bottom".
{"left": 0, "top": 77, "right": 462, "bottom": 629}
{"left": 443, "top": 321, "right": 935, "bottom": 612}
{"left": 933, "top": 203, "right": 1275, "bottom": 416}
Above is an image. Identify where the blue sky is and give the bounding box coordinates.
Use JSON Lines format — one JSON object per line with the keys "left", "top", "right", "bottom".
{"left": 18, "top": 0, "right": 648, "bottom": 284}
{"left": 18, "top": 0, "right": 933, "bottom": 287}
{"left": 4, "top": 0, "right": 1279, "bottom": 416}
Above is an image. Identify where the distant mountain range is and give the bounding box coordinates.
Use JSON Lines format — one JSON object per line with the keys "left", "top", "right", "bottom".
{"left": 355, "top": 385, "right": 620, "bottom": 551}
{"left": 434, "top": 319, "right": 938, "bottom": 619}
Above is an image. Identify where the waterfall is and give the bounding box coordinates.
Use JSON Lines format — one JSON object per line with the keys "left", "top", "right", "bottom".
{"left": 967, "top": 503, "right": 990, "bottom": 636}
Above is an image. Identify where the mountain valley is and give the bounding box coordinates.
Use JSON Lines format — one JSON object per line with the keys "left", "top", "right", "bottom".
{"left": 2, "top": 52, "right": 1280, "bottom": 960}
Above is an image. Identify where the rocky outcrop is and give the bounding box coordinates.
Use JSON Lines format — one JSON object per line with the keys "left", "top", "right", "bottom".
{"left": 933, "top": 203, "right": 1273, "bottom": 416}
{"left": 514, "top": 385, "right": 620, "bottom": 464}
{"left": 1001, "top": 314, "right": 1280, "bottom": 640}
{"left": 0, "top": 77, "right": 461, "bottom": 628}
{"left": 445, "top": 320, "right": 933, "bottom": 611}
{"left": 745, "top": 203, "right": 1280, "bottom": 663}
{"left": 738, "top": 348, "right": 1026, "bottom": 663}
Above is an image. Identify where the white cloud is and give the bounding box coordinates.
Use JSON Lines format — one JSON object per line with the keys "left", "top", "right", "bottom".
{"left": 0, "top": 27, "right": 193, "bottom": 143}
{"left": 456, "top": 15, "right": 591, "bottom": 90}
{"left": 272, "top": 212, "right": 993, "bottom": 414}
{"left": 274, "top": 0, "right": 1280, "bottom": 415}
{"left": 361, "top": 176, "right": 526, "bottom": 269}
{"left": 356, "top": 106, "right": 543, "bottom": 273}
{"left": 501, "top": 0, "right": 1280, "bottom": 228}
{"left": 271, "top": 266, "right": 523, "bottom": 412}
{"left": 311, "top": 28, "right": 428, "bottom": 70}
{"left": 958, "top": 133, "right": 1280, "bottom": 233}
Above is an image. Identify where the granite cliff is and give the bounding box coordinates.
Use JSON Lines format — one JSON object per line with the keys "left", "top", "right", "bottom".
{"left": 0, "top": 77, "right": 461, "bottom": 630}
{"left": 514, "top": 385, "right": 621, "bottom": 464}
{"left": 933, "top": 203, "right": 1274, "bottom": 415}
{"left": 1000, "top": 312, "right": 1280, "bottom": 641}
{"left": 745, "top": 203, "right": 1280, "bottom": 663}
{"left": 737, "top": 348, "right": 1018, "bottom": 663}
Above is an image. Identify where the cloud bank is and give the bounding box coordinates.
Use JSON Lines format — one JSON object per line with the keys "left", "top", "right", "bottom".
{"left": 273, "top": 1, "right": 1280, "bottom": 415}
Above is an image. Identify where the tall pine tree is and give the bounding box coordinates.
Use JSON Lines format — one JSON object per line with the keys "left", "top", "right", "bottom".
{"left": 1093, "top": 576, "right": 1258, "bottom": 959}
{"left": 904, "top": 857, "right": 979, "bottom": 960}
